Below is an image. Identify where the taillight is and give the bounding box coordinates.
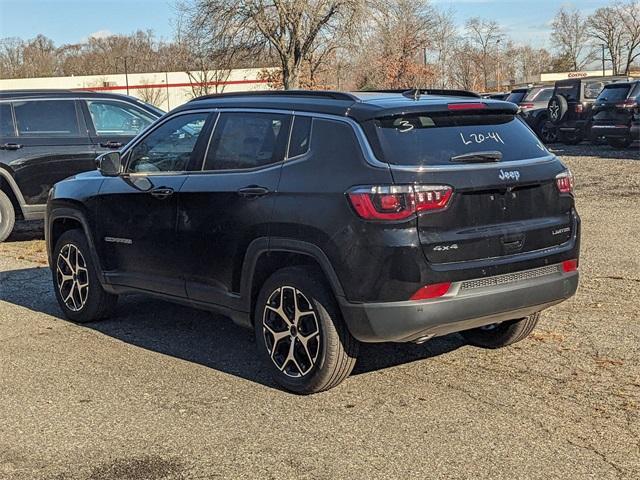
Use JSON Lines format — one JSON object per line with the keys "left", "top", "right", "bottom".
{"left": 616, "top": 99, "right": 638, "bottom": 109}
{"left": 561, "top": 259, "right": 578, "bottom": 272}
{"left": 555, "top": 170, "right": 574, "bottom": 194}
{"left": 410, "top": 282, "right": 452, "bottom": 301}
{"left": 520, "top": 102, "right": 535, "bottom": 110}
{"left": 448, "top": 102, "right": 486, "bottom": 111}
{"left": 575, "top": 103, "right": 584, "bottom": 113}
{"left": 347, "top": 185, "right": 453, "bottom": 220}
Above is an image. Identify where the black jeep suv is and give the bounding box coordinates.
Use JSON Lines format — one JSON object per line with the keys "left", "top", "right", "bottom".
{"left": 547, "top": 76, "right": 631, "bottom": 144}
{"left": 591, "top": 80, "right": 640, "bottom": 148}
{"left": 46, "top": 90, "right": 580, "bottom": 394}
{"left": 0, "top": 90, "right": 162, "bottom": 242}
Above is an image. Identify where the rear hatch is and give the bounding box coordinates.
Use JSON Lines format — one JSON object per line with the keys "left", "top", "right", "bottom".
{"left": 593, "top": 83, "right": 635, "bottom": 125}
{"left": 367, "top": 103, "right": 574, "bottom": 265}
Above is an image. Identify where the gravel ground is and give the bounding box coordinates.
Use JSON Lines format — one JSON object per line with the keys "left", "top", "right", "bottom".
{"left": 0, "top": 144, "right": 639, "bottom": 479}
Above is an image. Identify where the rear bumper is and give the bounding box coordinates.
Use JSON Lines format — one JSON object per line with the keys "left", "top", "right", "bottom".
{"left": 340, "top": 264, "right": 579, "bottom": 343}
{"left": 591, "top": 124, "right": 631, "bottom": 138}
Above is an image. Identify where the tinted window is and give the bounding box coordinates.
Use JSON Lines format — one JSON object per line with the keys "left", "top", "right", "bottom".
{"left": 525, "top": 87, "right": 553, "bottom": 103}
{"left": 87, "top": 100, "right": 156, "bottom": 136}
{"left": 128, "top": 113, "right": 208, "bottom": 173}
{"left": 0, "top": 104, "right": 15, "bottom": 136}
{"left": 14, "top": 100, "right": 80, "bottom": 136}
{"left": 555, "top": 83, "right": 580, "bottom": 102}
{"left": 631, "top": 82, "right": 640, "bottom": 98}
{"left": 288, "top": 116, "right": 312, "bottom": 157}
{"left": 374, "top": 113, "right": 547, "bottom": 166}
{"left": 204, "top": 112, "right": 290, "bottom": 170}
{"left": 506, "top": 91, "right": 527, "bottom": 104}
{"left": 597, "top": 84, "right": 632, "bottom": 102}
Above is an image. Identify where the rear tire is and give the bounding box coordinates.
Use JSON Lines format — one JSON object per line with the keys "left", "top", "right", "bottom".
{"left": 607, "top": 136, "right": 632, "bottom": 148}
{"left": 460, "top": 313, "right": 540, "bottom": 349}
{"left": 537, "top": 119, "right": 557, "bottom": 143}
{"left": 254, "top": 266, "right": 359, "bottom": 394}
{"left": 52, "top": 229, "right": 117, "bottom": 323}
{"left": 0, "top": 190, "right": 16, "bottom": 243}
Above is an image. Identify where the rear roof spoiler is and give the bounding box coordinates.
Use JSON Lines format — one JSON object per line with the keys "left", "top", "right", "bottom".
{"left": 360, "top": 88, "right": 481, "bottom": 99}
{"left": 349, "top": 100, "right": 519, "bottom": 122}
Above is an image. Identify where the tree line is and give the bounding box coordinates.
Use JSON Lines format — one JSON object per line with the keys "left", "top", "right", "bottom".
{"left": 1, "top": 0, "right": 639, "bottom": 92}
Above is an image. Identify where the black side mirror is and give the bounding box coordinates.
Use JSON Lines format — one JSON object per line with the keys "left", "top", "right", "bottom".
{"left": 97, "top": 152, "right": 122, "bottom": 177}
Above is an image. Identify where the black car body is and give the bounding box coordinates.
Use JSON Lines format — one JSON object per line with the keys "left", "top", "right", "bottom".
{"left": 46, "top": 90, "right": 580, "bottom": 393}
{"left": 0, "top": 90, "right": 162, "bottom": 241}
{"left": 591, "top": 80, "right": 640, "bottom": 148}
{"left": 547, "top": 76, "right": 631, "bottom": 144}
{"left": 516, "top": 85, "right": 556, "bottom": 142}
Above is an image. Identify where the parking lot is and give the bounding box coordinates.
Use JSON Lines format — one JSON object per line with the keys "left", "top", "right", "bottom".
{"left": 0, "top": 143, "right": 638, "bottom": 479}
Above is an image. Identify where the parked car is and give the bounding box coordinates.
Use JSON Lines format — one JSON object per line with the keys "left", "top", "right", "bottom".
{"left": 547, "top": 76, "right": 631, "bottom": 145}
{"left": 46, "top": 89, "right": 580, "bottom": 394}
{"left": 0, "top": 90, "right": 163, "bottom": 242}
{"left": 590, "top": 80, "right": 640, "bottom": 148}
{"left": 517, "top": 86, "right": 556, "bottom": 143}
{"left": 505, "top": 87, "right": 529, "bottom": 105}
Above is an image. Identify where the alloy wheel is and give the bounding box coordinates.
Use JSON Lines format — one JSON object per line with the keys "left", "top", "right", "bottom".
{"left": 56, "top": 243, "right": 89, "bottom": 312}
{"left": 262, "top": 286, "right": 320, "bottom": 378}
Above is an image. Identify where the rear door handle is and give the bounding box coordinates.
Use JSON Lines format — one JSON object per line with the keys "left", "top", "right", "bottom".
{"left": 100, "top": 141, "right": 123, "bottom": 149}
{"left": 0, "top": 143, "right": 23, "bottom": 150}
{"left": 237, "top": 186, "right": 270, "bottom": 198}
{"left": 150, "top": 187, "right": 174, "bottom": 199}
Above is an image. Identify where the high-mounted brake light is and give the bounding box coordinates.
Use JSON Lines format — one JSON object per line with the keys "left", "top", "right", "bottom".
{"left": 448, "top": 102, "right": 486, "bottom": 111}
{"left": 410, "top": 282, "right": 452, "bottom": 301}
{"left": 555, "top": 170, "right": 574, "bottom": 194}
{"left": 347, "top": 185, "right": 453, "bottom": 220}
{"left": 561, "top": 259, "right": 578, "bottom": 273}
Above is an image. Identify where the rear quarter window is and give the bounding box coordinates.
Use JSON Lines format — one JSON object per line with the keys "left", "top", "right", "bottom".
{"left": 597, "top": 84, "right": 632, "bottom": 102}
{"left": 374, "top": 113, "right": 548, "bottom": 166}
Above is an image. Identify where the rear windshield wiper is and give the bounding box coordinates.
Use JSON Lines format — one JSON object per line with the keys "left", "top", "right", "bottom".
{"left": 450, "top": 151, "right": 503, "bottom": 163}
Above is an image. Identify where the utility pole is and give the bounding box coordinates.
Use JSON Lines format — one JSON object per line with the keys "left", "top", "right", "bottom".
{"left": 165, "top": 71, "right": 170, "bottom": 110}
{"left": 124, "top": 57, "right": 130, "bottom": 95}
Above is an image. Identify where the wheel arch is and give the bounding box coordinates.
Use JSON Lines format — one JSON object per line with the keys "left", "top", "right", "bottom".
{"left": 0, "top": 168, "right": 25, "bottom": 220}
{"left": 47, "top": 205, "right": 106, "bottom": 284}
{"left": 241, "top": 238, "right": 346, "bottom": 326}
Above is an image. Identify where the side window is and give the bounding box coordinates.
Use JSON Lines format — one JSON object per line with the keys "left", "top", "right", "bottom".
{"left": 203, "top": 112, "right": 291, "bottom": 170}
{"left": 14, "top": 100, "right": 80, "bottom": 136}
{"left": 127, "top": 113, "right": 208, "bottom": 173}
{"left": 87, "top": 100, "right": 156, "bottom": 136}
{"left": 584, "top": 81, "right": 605, "bottom": 99}
{"left": 288, "top": 116, "right": 312, "bottom": 158}
{"left": 0, "top": 104, "right": 15, "bottom": 136}
{"left": 631, "top": 83, "right": 640, "bottom": 98}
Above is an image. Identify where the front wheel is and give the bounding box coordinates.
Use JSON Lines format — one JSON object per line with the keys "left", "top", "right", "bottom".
{"left": 460, "top": 313, "right": 540, "bottom": 349}
{"left": 52, "top": 229, "right": 117, "bottom": 323}
{"left": 254, "top": 266, "right": 359, "bottom": 394}
{"left": 0, "top": 190, "right": 16, "bottom": 243}
{"left": 607, "top": 136, "right": 632, "bottom": 148}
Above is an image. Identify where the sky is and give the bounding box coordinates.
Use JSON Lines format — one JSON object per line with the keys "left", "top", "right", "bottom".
{"left": 0, "top": 0, "right": 618, "bottom": 49}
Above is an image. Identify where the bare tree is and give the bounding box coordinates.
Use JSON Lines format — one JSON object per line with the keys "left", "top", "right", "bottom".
{"left": 428, "top": 7, "right": 458, "bottom": 88}
{"left": 137, "top": 78, "right": 168, "bottom": 107}
{"left": 588, "top": 4, "right": 627, "bottom": 74}
{"left": 620, "top": 0, "right": 640, "bottom": 73}
{"left": 551, "top": 6, "right": 595, "bottom": 71}
{"left": 179, "top": 0, "right": 361, "bottom": 89}
{"left": 465, "top": 18, "right": 504, "bottom": 90}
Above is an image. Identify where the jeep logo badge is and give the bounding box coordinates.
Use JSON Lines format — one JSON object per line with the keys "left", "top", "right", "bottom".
{"left": 498, "top": 169, "right": 520, "bottom": 181}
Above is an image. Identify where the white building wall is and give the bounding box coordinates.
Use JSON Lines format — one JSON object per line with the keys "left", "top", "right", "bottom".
{"left": 0, "top": 68, "right": 273, "bottom": 111}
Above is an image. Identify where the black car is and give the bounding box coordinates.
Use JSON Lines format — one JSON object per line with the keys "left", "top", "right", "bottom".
{"left": 516, "top": 85, "right": 556, "bottom": 143}
{"left": 0, "top": 90, "right": 163, "bottom": 241}
{"left": 591, "top": 80, "right": 640, "bottom": 148}
{"left": 46, "top": 89, "right": 580, "bottom": 394}
{"left": 547, "top": 76, "right": 631, "bottom": 144}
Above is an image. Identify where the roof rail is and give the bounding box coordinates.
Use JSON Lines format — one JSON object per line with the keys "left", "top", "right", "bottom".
{"left": 190, "top": 89, "right": 359, "bottom": 102}
{"left": 360, "top": 88, "right": 481, "bottom": 99}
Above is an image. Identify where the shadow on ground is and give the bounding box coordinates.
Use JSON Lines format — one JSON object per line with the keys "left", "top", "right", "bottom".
{"left": 548, "top": 141, "right": 640, "bottom": 160}
{"left": 0, "top": 266, "right": 465, "bottom": 390}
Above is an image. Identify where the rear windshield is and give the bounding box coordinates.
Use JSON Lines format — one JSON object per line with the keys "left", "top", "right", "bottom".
{"left": 525, "top": 87, "right": 553, "bottom": 102}
{"left": 597, "top": 84, "right": 632, "bottom": 102}
{"left": 555, "top": 83, "right": 580, "bottom": 102}
{"left": 506, "top": 91, "right": 527, "bottom": 103}
{"left": 584, "top": 81, "right": 607, "bottom": 99}
{"left": 373, "top": 113, "right": 548, "bottom": 166}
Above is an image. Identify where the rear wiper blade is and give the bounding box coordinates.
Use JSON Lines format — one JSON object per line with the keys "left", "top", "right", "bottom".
{"left": 450, "top": 151, "right": 503, "bottom": 163}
